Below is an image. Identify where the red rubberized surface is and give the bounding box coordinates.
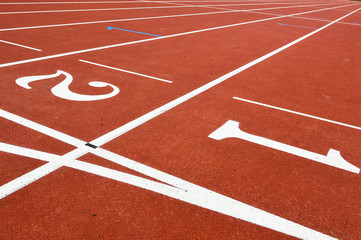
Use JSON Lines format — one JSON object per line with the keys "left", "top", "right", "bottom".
{"left": 1, "top": 0, "right": 360, "bottom": 239}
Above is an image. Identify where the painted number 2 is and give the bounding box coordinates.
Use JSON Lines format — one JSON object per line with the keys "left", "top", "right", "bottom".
{"left": 16, "top": 70, "right": 120, "bottom": 101}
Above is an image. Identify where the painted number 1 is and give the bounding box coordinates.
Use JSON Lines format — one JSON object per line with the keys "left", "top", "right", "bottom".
{"left": 209, "top": 120, "right": 359, "bottom": 174}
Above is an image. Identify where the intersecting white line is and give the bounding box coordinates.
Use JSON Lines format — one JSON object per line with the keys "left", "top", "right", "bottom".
{"left": 79, "top": 59, "right": 172, "bottom": 83}
{"left": 233, "top": 97, "right": 361, "bottom": 131}
{"left": 0, "top": 39, "right": 42, "bottom": 51}
{"left": 90, "top": 5, "right": 361, "bottom": 146}
{"left": 0, "top": 1, "right": 335, "bottom": 5}
{"left": 1, "top": 4, "right": 359, "bottom": 199}
{"left": 0, "top": 2, "right": 344, "bottom": 32}
{"left": 0, "top": 142, "right": 338, "bottom": 240}
{"left": 1, "top": 4, "right": 359, "bottom": 240}
{"left": 248, "top": 9, "right": 361, "bottom": 28}
{"left": 0, "top": 2, "right": 339, "bottom": 15}
{"left": 0, "top": 3, "right": 355, "bottom": 68}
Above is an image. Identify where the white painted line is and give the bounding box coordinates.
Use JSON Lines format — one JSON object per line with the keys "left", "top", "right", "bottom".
{"left": 0, "top": 9, "right": 240, "bottom": 32}
{"left": 208, "top": 120, "right": 360, "bottom": 173}
{"left": 0, "top": 2, "right": 341, "bottom": 32}
{"left": 79, "top": 59, "right": 172, "bottom": 83}
{"left": 248, "top": 9, "right": 361, "bottom": 28}
{"left": 0, "top": 3, "right": 355, "bottom": 68}
{"left": 233, "top": 97, "right": 361, "bottom": 131}
{"left": 0, "top": 1, "right": 335, "bottom": 5}
{"left": 0, "top": 162, "right": 61, "bottom": 199}
{"left": 1, "top": 5, "right": 359, "bottom": 221}
{"left": 0, "top": 6, "right": 196, "bottom": 15}
{"left": 0, "top": 142, "right": 338, "bottom": 239}
{"left": 90, "top": 6, "right": 361, "bottom": 146}
{"left": 0, "top": 143, "right": 89, "bottom": 199}
{"left": 0, "top": 39, "right": 42, "bottom": 51}
{"left": 0, "top": 109, "right": 85, "bottom": 147}
{"left": 0, "top": 1, "right": 157, "bottom": 4}
{"left": 0, "top": 2, "right": 340, "bottom": 15}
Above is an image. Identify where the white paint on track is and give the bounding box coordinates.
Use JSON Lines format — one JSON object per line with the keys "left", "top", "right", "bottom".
{"left": 0, "top": 142, "right": 338, "bottom": 239}
{"left": 91, "top": 6, "right": 361, "bottom": 146}
{"left": 0, "top": 5, "right": 192, "bottom": 15}
{"left": 0, "top": 1, "right": 337, "bottom": 5}
{"left": 0, "top": 109, "right": 85, "bottom": 147}
{"left": 0, "top": 2, "right": 340, "bottom": 15}
{"left": 0, "top": 39, "right": 42, "bottom": 51}
{"left": 233, "top": 97, "right": 361, "bottom": 131}
{"left": 79, "top": 59, "right": 172, "bottom": 83}
{"left": 208, "top": 120, "right": 360, "bottom": 173}
{"left": 0, "top": 3, "right": 355, "bottom": 68}
{"left": 0, "top": 2, "right": 344, "bottom": 32}
{"left": 0, "top": 5, "right": 360, "bottom": 239}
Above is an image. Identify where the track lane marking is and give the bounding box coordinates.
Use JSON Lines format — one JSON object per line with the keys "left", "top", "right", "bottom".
{"left": 233, "top": 97, "right": 361, "bottom": 131}
{"left": 277, "top": 22, "right": 318, "bottom": 29}
{"left": 2, "top": 4, "right": 358, "bottom": 198}
{"left": 0, "top": 142, "right": 339, "bottom": 239}
{"left": 0, "top": 1, "right": 334, "bottom": 5}
{"left": 0, "top": 8, "right": 359, "bottom": 237}
{"left": 249, "top": 10, "right": 361, "bottom": 28}
{"left": 0, "top": 109, "right": 85, "bottom": 146}
{"left": 91, "top": 6, "right": 361, "bottom": 146}
{"left": 0, "top": 3, "right": 355, "bottom": 68}
{"left": 208, "top": 120, "right": 360, "bottom": 173}
{"left": 0, "top": 2, "right": 341, "bottom": 32}
{"left": 0, "top": 2, "right": 343, "bottom": 15}
{"left": 0, "top": 39, "right": 42, "bottom": 51}
{"left": 0, "top": 5, "right": 204, "bottom": 15}
{"left": 79, "top": 59, "right": 172, "bottom": 83}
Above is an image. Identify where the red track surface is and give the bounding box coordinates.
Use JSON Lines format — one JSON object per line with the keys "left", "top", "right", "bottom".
{"left": 1, "top": 0, "right": 361, "bottom": 239}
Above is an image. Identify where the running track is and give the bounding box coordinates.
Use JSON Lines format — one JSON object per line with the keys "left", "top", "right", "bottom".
{"left": 0, "top": 0, "right": 361, "bottom": 239}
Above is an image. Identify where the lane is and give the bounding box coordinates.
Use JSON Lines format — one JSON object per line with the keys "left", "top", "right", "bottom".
{"left": 0, "top": 3, "right": 354, "bottom": 67}
{"left": 96, "top": 10, "right": 361, "bottom": 240}
{"left": 1, "top": 1, "right": 360, "bottom": 239}
{"left": 0, "top": 2, "right": 169, "bottom": 12}
{"left": 0, "top": 1, "right": 345, "bottom": 29}
{"left": 0, "top": 6, "right": 215, "bottom": 29}
{"left": 0, "top": 15, "right": 331, "bottom": 141}
{"left": 0, "top": 165, "right": 295, "bottom": 239}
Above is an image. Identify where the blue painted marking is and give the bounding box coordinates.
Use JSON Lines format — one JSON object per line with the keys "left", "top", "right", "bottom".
{"left": 277, "top": 23, "right": 319, "bottom": 30}
{"left": 107, "top": 27, "right": 163, "bottom": 37}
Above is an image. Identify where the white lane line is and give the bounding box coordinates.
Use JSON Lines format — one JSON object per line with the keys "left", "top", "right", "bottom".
{"left": 0, "top": 1, "right": 339, "bottom": 15}
{"left": 0, "top": 1, "right": 334, "bottom": 5}
{"left": 0, "top": 162, "right": 61, "bottom": 199}
{"left": 0, "top": 143, "right": 89, "bottom": 199}
{"left": 0, "top": 2, "right": 341, "bottom": 32}
{"left": 0, "top": 3, "right": 355, "bottom": 68}
{"left": 233, "top": 97, "right": 361, "bottom": 131}
{"left": 0, "top": 9, "right": 237, "bottom": 32}
{"left": 0, "top": 3, "right": 339, "bottom": 15}
{"left": 0, "top": 1, "right": 156, "bottom": 4}
{"left": 0, "top": 109, "right": 85, "bottom": 147}
{"left": 248, "top": 9, "right": 361, "bottom": 27}
{"left": 0, "top": 143, "right": 338, "bottom": 239}
{"left": 90, "top": 6, "right": 361, "bottom": 146}
{"left": 1, "top": 4, "right": 359, "bottom": 202}
{"left": 79, "top": 59, "right": 172, "bottom": 83}
{"left": 0, "top": 39, "right": 42, "bottom": 51}
{"left": 0, "top": 6, "right": 193, "bottom": 15}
